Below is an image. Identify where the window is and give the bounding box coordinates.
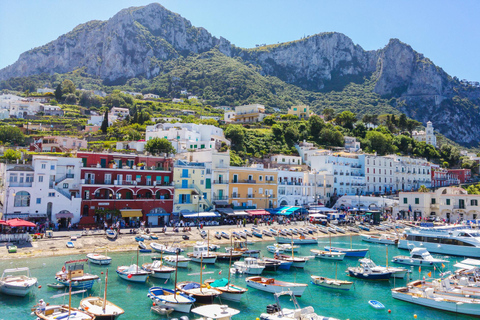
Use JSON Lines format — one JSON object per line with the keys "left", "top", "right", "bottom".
{"left": 415, "top": 198, "right": 419, "bottom": 204}
{"left": 36, "top": 198, "right": 41, "bottom": 204}
{"left": 9, "top": 174, "right": 17, "bottom": 182}
{"left": 50, "top": 165, "right": 55, "bottom": 170}
{"left": 63, "top": 183, "right": 69, "bottom": 189}
{"left": 48, "top": 192, "right": 55, "bottom": 197}
{"left": 259, "top": 176, "right": 263, "bottom": 181}
{"left": 200, "top": 180, "right": 204, "bottom": 185}
{"left": 41, "top": 164, "right": 46, "bottom": 169}
{"left": 471, "top": 200, "right": 478, "bottom": 206}
{"left": 26, "top": 174, "right": 34, "bottom": 182}
{"left": 38, "top": 176, "right": 44, "bottom": 182}
{"left": 446, "top": 199, "right": 451, "bottom": 205}
{"left": 403, "top": 198, "right": 408, "bottom": 204}
{"left": 14, "top": 191, "right": 30, "bottom": 207}
{"left": 431, "top": 198, "right": 436, "bottom": 204}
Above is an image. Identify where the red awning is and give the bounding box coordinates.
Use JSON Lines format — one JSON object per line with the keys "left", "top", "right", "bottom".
{"left": 7, "top": 218, "right": 36, "bottom": 228}
{"left": 246, "top": 210, "right": 270, "bottom": 216}
{"left": 0, "top": 220, "right": 7, "bottom": 225}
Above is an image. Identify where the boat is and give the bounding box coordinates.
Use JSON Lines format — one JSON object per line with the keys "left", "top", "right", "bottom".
{"left": 117, "top": 248, "right": 150, "bottom": 282}
{"left": 7, "top": 244, "right": 17, "bottom": 253}
{"left": 163, "top": 255, "right": 191, "bottom": 268}
{"left": 215, "top": 232, "right": 222, "bottom": 240}
{"left": 269, "top": 229, "right": 278, "bottom": 236}
{"left": 244, "top": 229, "right": 253, "bottom": 237}
{"left": 347, "top": 258, "right": 393, "bottom": 280}
{"left": 150, "top": 242, "right": 184, "bottom": 254}
{"left": 148, "top": 287, "right": 195, "bottom": 313}
{"left": 381, "top": 246, "right": 408, "bottom": 279}
{"left": 361, "top": 233, "right": 398, "bottom": 245}
{"left": 79, "top": 270, "right": 125, "bottom": 320}
{"left": 368, "top": 300, "right": 385, "bottom": 309}
{"left": 279, "top": 230, "right": 288, "bottom": 236}
{"left": 263, "top": 258, "right": 292, "bottom": 270}
{"left": 149, "top": 233, "right": 159, "bottom": 240}
{"left": 106, "top": 229, "right": 117, "bottom": 240}
{"left": 233, "top": 258, "right": 265, "bottom": 275}
{"left": 324, "top": 246, "right": 368, "bottom": 257}
{"left": 267, "top": 245, "right": 284, "bottom": 254}
{"left": 66, "top": 241, "right": 75, "bottom": 248}
{"left": 392, "top": 285, "right": 480, "bottom": 316}
{"left": 310, "top": 249, "right": 346, "bottom": 260}
{"left": 398, "top": 225, "right": 480, "bottom": 258}
{"left": 0, "top": 267, "right": 37, "bottom": 296}
{"left": 252, "top": 230, "right": 263, "bottom": 238}
{"left": 246, "top": 276, "right": 308, "bottom": 297}
{"left": 317, "top": 226, "right": 329, "bottom": 234}
{"left": 311, "top": 275, "right": 353, "bottom": 291}
{"left": 86, "top": 253, "right": 112, "bottom": 265}
{"left": 200, "top": 230, "right": 208, "bottom": 239}
{"left": 150, "top": 305, "right": 174, "bottom": 316}
{"left": 275, "top": 236, "right": 317, "bottom": 245}
{"left": 334, "top": 226, "right": 346, "bottom": 234}
{"left": 191, "top": 304, "right": 240, "bottom": 320}
{"left": 358, "top": 225, "right": 370, "bottom": 232}
{"left": 347, "top": 226, "right": 360, "bottom": 233}
{"left": 209, "top": 244, "right": 221, "bottom": 251}
{"left": 263, "top": 230, "right": 273, "bottom": 237}
{"left": 226, "top": 240, "right": 260, "bottom": 258}
{"left": 393, "top": 247, "right": 448, "bottom": 267}
{"left": 138, "top": 242, "right": 152, "bottom": 253}
{"left": 213, "top": 251, "right": 243, "bottom": 261}
{"left": 274, "top": 254, "right": 307, "bottom": 268}
{"left": 134, "top": 236, "right": 144, "bottom": 242}
{"left": 259, "top": 290, "right": 339, "bottom": 320}
{"left": 35, "top": 305, "right": 95, "bottom": 320}
{"left": 55, "top": 259, "right": 99, "bottom": 289}
{"left": 221, "top": 232, "right": 230, "bottom": 239}
{"left": 142, "top": 260, "right": 175, "bottom": 279}
{"left": 46, "top": 283, "right": 64, "bottom": 289}
{"left": 238, "top": 231, "right": 247, "bottom": 239}
{"left": 176, "top": 281, "right": 222, "bottom": 304}
{"left": 327, "top": 227, "right": 337, "bottom": 234}
{"left": 187, "top": 242, "right": 217, "bottom": 264}
{"left": 257, "top": 259, "right": 283, "bottom": 272}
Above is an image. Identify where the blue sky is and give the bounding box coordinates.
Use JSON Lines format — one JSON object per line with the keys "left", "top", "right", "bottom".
{"left": 1, "top": 0, "right": 479, "bottom": 81}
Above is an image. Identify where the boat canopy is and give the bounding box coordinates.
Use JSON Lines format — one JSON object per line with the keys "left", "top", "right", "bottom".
{"left": 183, "top": 282, "right": 201, "bottom": 290}
{"left": 209, "top": 278, "right": 229, "bottom": 288}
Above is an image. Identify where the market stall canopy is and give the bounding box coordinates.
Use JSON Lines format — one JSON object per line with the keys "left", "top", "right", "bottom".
{"left": 246, "top": 209, "right": 270, "bottom": 216}
{"left": 217, "top": 208, "right": 235, "bottom": 215}
{"left": 55, "top": 210, "right": 74, "bottom": 219}
{"left": 7, "top": 218, "right": 36, "bottom": 228}
{"left": 309, "top": 207, "right": 338, "bottom": 213}
{"left": 120, "top": 209, "right": 143, "bottom": 218}
{"left": 309, "top": 213, "right": 327, "bottom": 218}
{"left": 181, "top": 212, "right": 220, "bottom": 218}
{"left": 0, "top": 220, "right": 7, "bottom": 225}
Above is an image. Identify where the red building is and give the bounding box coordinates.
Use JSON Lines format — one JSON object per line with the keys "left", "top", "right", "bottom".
{"left": 447, "top": 169, "right": 472, "bottom": 184}
{"left": 77, "top": 152, "right": 174, "bottom": 228}
{"left": 431, "top": 167, "right": 459, "bottom": 188}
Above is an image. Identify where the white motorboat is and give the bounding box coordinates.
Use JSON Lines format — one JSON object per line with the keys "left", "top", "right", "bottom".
{"left": 0, "top": 267, "right": 37, "bottom": 296}
{"left": 311, "top": 275, "right": 353, "bottom": 290}
{"left": 392, "top": 247, "right": 449, "bottom": 267}
{"left": 233, "top": 258, "right": 265, "bottom": 275}
{"left": 150, "top": 242, "right": 184, "bottom": 254}
{"left": 347, "top": 259, "right": 393, "bottom": 280}
{"left": 142, "top": 260, "right": 175, "bottom": 279}
{"left": 163, "top": 255, "right": 191, "bottom": 268}
{"left": 274, "top": 254, "right": 307, "bottom": 268}
{"left": 259, "top": 290, "right": 339, "bottom": 320}
{"left": 187, "top": 243, "right": 217, "bottom": 264}
{"left": 310, "top": 249, "right": 345, "bottom": 260}
{"left": 86, "top": 252, "right": 112, "bottom": 265}
{"left": 148, "top": 286, "right": 196, "bottom": 313}
{"left": 361, "top": 233, "right": 398, "bottom": 245}
{"left": 398, "top": 225, "right": 480, "bottom": 258}
{"left": 246, "top": 276, "right": 308, "bottom": 297}
{"left": 35, "top": 305, "right": 95, "bottom": 320}
{"left": 192, "top": 304, "right": 240, "bottom": 320}
{"left": 275, "top": 236, "right": 317, "bottom": 245}
{"left": 117, "top": 264, "right": 150, "bottom": 282}
{"left": 105, "top": 228, "right": 117, "bottom": 240}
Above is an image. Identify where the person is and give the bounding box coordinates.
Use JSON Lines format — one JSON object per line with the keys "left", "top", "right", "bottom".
{"left": 37, "top": 299, "right": 46, "bottom": 313}
{"left": 104, "top": 221, "right": 107, "bottom": 231}
{"left": 67, "top": 221, "right": 72, "bottom": 231}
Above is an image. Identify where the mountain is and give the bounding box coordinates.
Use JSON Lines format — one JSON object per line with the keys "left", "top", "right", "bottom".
{"left": 1, "top": 3, "right": 480, "bottom": 146}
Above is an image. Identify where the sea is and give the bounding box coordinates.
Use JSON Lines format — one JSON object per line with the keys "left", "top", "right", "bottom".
{"left": 0, "top": 235, "right": 474, "bottom": 320}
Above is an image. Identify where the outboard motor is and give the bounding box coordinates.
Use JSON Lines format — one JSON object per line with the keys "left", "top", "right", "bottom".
{"left": 266, "top": 304, "right": 280, "bottom": 314}
{"left": 179, "top": 316, "right": 190, "bottom": 320}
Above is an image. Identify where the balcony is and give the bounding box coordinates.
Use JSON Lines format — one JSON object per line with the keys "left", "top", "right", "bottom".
{"left": 8, "top": 182, "right": 33, "bottom": 187}
{"left": 213, "top": 196, "right": 229, "bottom": 200}
{"left": 231, "top": 179, "right": 256, "bottom": 184}
{"left": 231, "top": 193, "right": 241, "bottom": 198}
{"left": 453, "top": 205, "right": 466, "bottom": 209}
{"left": 247, "top": 194, "right": 255, "bottom": 198}
{"left": 213, "top": 180, "right": 228, "bottom": 184}
{"left": 66, "top": 173, "right": 75, "bottom": 179}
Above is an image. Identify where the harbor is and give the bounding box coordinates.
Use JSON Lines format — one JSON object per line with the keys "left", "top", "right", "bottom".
{"left": 0, "top": 224, "right": 476, "bottom": 320}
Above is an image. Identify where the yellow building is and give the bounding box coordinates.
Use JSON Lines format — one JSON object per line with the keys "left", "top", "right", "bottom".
{"left": 228, "top": 165, "right": 278, "bottom": 210}
{"left": 173, "top": 160, "right": 213, "bottom": 214}
{"left": 234, "top": 104, "right": 266, "bottom": 123}
{"left": 288, "top": 105, "right": 310, "bottom": 119}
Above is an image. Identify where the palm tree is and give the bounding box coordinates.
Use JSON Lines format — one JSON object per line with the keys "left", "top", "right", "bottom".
{"left": 418, "top": 185, "right": 430, "bottom": 193}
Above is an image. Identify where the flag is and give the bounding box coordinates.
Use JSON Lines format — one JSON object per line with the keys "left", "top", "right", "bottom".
{"left": 434, "top": 266, "right": 436, "bottom": 271}
{"left": 441, "top": 263, "right": 445, "bottom": 268}
{"left": 427, "top": 271, "right": 432, "bottom": 278}
{"left": 164, "top": 278, "right": 168, "bottom": 284}
{"left": 203, "top": 265, "right": 206, "bottom": 270}
{"left": 418, "top": 266, "right": 421, "bottom": 273}
{"left": 219, "top": 270, "right": 222, "bottom": 275}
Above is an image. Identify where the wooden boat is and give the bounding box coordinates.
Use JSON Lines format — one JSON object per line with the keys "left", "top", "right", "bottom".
{"left": 142, "top": 261, "right": 175, "bottom": 279}
{"left": 213, "top": 251, "right": 243, "bottom": 261}
{"left": 368, "top": 300, "right": 385, "bottom": 309}
{"left": 276, "top": 236, "right": 317, "bottom": 245}
{"left": 7, "top": 244, "right": 17, "bottom": 253}
{"left": 0, "top": 267, "right": 37, "bottom": 296}
{"left": 263, "top": 258, "right": 292, "bottom": 270}
{"left": 274, "top": 254, "right": 307, "bottom": 268}
{"left": 245, "top": 276, "right": 308, "bottom": 296}
{"left": 79, "top": 270, "right": 124, "bottom": 320}
{"left": 191, "top": 304, "right": 240, "bottom": 320}
{"left": 55, "top": 259, "right": 99, "bottom": 289}
{"left": 226, "top": 240, "right": 260, "bottom": 258}
{"left": 163, "top": 255, "right": 191, "bottom": 268}
{"left": 311, "top": 276, "right": 353, "bottom": 290}
{"left": 150, "top": 305, "right": 174, "bottom": 315}
{"left": 221, "top": 232, "right": 230, "bottom": 239}
{"left": 361, "top": 233, "right": 398, "bottom": 245}
{"left": 148, "top": 287, "right": 195, "bottom": 313}
{"left": 176, "top": 281, "right": 222, "bottom": 304}
{"left": 66, "top": 241, "right": 75, "bottom": 248}
{"left": 310, "top": 249, "right": 345, "bottom": 260}
{"left": 233, "top": 258, "right": 265, "bottom": 275}
{"left": 347, "top": 258, "right": 393, "bottom": 280}
{"left": 392, "top": 247, "right": 448, "bottom": 267}
{"left": 86, "top": 251, "right": 112, "bottom": 265}
{"left": 105, "top": 229, "right": 117, "bottom": 240}
{"left": 35, "top": 305, "right": 95, "bottom": 320}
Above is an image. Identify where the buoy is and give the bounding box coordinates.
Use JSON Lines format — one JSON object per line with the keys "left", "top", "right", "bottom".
{"left": 101, "top": 272, "right": 104, "bottom": 275}
{"left": 414, "top": 315, "right": 417, "bottom": 319}
{"left": 38, "top": 285, "right": 42, "bottom": 289}
{"left": 388, "top": 309, "right": 391, "bottom": 313}
{"left": 127, "top": 274, "right": 133, "bottom": 279}
{"left": 153, "top": 302, "right": 156, "bottom": 306}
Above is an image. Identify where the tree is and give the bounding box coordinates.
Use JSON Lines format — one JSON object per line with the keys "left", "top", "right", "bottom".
{"left": 362, "top": 114, "right": 378, "bottom": 125}
{"left": 263, "top": 115, "right": 276, "bottom": 126}
{"left": 225, "top": 125, "right": 246, "bottom": 152}
{"left": 0, "top": 126, "right": 25, "bottom": 145}
{"left": 322, "top": 108, "right": 335, "bottom": 121}
{"left": 319, "top": 127, "right": 344, "bottom": 146}
{"left": 335, "top": 111, "right": 357, "bottom": 129}
{"left": 100, "top": 109, "right": 109, "bottom": 133}
{"left": 3, "top": 149, "right": 21, "bottom": 161}
{"left": 145, "top": 138, "right": 175, "bottom": 155}
{"left": 61, "top": 79, "right": 76, "bottom": 95}
{"left": 399, "top": 113, "right": 408, "bottom": 130}
{"left": 364, "top": 131, "right": 392, "bottom": 155}
{"left": 64, "top": 93, "right": 78, "bottom": 105}
{"left": 308, "top": 114, "right": 325, "bottom": 138}
{"left": 418, "top": 185, "right": 430, "bottom": 193}
{"left": 54, "top": 84, "right": 63, "bottom": 101}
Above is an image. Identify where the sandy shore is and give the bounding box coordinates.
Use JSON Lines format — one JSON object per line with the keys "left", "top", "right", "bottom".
{"left": 0, "top": 224, "right": 379, "bottom": 261}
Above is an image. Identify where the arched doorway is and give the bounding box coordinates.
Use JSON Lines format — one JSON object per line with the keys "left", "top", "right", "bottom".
{"left": 83, "top": 205, "right": 89, "bottom": 216}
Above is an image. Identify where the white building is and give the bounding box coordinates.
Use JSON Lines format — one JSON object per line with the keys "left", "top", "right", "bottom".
{"left": 224, "top": 111, "right": 236, "bottom": 123}
{"left": 9, "top": 99, "right": 43, "bottom": 118}
{"left": 344, "top": 136, "right": 361, "bottom": 152}
{"left": 110, "top": 107, "right": 129, "bottom": 118}
{"left": 145, "top": 123, "right": 229, "bottom": 153}
{"left": 277, "top": 169, "right": 309, "bottom": 207}
{"left": 200, "top": 116, "right": 221, "bottom": 121}
{"left": 37, "top": 88, "right": 54, "bottom": 94}
{"left": 333, "top": 195, "right": 398, "bottom": 212}
{"left": 364, "top": 154, "right": 396, "bottom": 195}
{"left": 271, "top": 155, "right": 302, "bottom": 166}
{"left": 0, "top": 156, "right": 82, "bottom": 224}
{"left": 387, "top": 155, "right": 432, "bottom": 191}
{"left": 0, "top": 94, "right": 22, "bottom": 110}
{"left": 172, "top": 98, "right": 184, "bottom": 103}
{"left": 144, "top": 93, "right": 159, "bottom": 99}
{"left": 412, "top": 121, "right": 436, "bottom": 147}
{"left": 115, "top": 141, "right": 146, "bottom": 152}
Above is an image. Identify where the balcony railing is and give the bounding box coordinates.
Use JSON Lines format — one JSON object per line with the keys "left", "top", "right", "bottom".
{"left": 213, "top": 196, "right": 229, "bottom": 200}
{"left": 213, "top": 180, "right": 228, "bottom": 184}
{"left": 231, "top": 193, "right": 241, "bottom": 198}
{"left": 231, "top": 179, "right": 256, "bottom": 184}
{"left": 8, "top": 182, "right": 33, "bottom": 187}
{"left": 247, "top": 194, "right": 255, "bottom": 198}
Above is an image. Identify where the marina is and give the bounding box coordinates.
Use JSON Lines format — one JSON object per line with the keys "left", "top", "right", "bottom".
{"left": 0, "top": 233, "right": 476, "bottom": 319}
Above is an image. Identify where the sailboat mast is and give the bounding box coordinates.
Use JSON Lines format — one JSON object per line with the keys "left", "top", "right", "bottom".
{"left": 386, "top": 245, "right": 388, "bottom": 268}
{"left": 200, "top": 254, "right": 203, "bottom": 292}
{"left": 329, "top": 232, "right": 332, "bottom": 253}
{"left": 136, "top": 247, "right": 139, "bottom": 273}
{"left": 335, "top": 262, "right": 338, "bottom": 281}
{"left": 291, "top": 234, "right": 294, "bottom": 258}
{"left": 103, "top": 269, "right": 108, "bottom": 313}
{"left": 174, "top": 249, "right": 179, "bottom": 302}
{"left": 228, "top": 236, "right": 232, "bottom": 285}
{"left": 68, "top": 273, "right": 72, "bottom": 317}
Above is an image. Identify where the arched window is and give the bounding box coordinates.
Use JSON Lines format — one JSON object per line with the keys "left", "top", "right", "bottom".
{"left": 14, "top": 191, "right": 30, "bottom": 207}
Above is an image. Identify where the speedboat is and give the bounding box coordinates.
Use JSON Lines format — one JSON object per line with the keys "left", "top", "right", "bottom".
{"left": 392, "top": 247, "right": 449, "bottom": 267}
{"left": 191, "top": 304, "right": 240, "bottom": 320}
{"left": 310, "top": 249, "right": 346, "bottom": 261}
{"left": 106, "top": 228, "right": 117, "bottom": 239}
{"left": 79, "top": 296, "right": 124, "bottom": 319}
{"left": 276, "top": 236, "right": 317, "bottom": 245}
{"left": 246, "top": 276, "right": 308, "bottom": 297}
{"left": 55, "top": 259, "right": 99, "bottom": 289}
{"left": 0, "top": 267, "right": 37, "bottom": 296}
{"left": 163, "top": 255, "right": 191, "bottom": 268}
{"left": 147, "top": 286, "right": 196, "bottom": 313}
{"left": 274, "top": 254, "right": 307, "bottom": 268}
{"left": 176, "top": 281, "right": 222, "bottom": 304}
{"left": 204, "top": 278, "right": 248, "bottom": 302}
{"left": 361, "top": 233, "right": 398, "bottom": 245}
{"left": 324, "top": 246, "right": 368, "bottom": 257}
{"left": 86, "top": 253, "right": 112, "bottom": 265}
{"left": 35, "top": 305, "right": 95, "bottom": 320}
{"left": 233, "top": 258, "right": 265, "bottom": 275}
{"left": 142, "top": 261, "right": 175, "bottom": 279}
{"left": 221, "top": 232, "right": 230, "bottom": 239}
{"left": 347, "top": 258, "right": 393, "bottom": 280}
{"left": 187, "top": 243, "right": 217, "bottom": 264}
{"left": 311, "top": 275, "right": 353, "bottom": 291}
{"left": 259, "top": 290, "right": 338, "bottom": 320}
{"left": 263, "top": 258, "right": 292, "bottom": 270}
{"left": 116, "top": 264, "right": 150, "bottom": 282}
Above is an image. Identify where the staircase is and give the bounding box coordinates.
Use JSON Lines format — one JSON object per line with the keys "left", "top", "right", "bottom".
{"left": 55, "top": 186, "right": 72, "bottom": 199}
{"left": 192, "top": 184, "right": 213, "bottom": 210}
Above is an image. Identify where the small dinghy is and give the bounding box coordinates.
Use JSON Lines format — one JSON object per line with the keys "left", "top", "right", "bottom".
{"left": 139, "top": 242, "right": 152, "bottom": 253}
{"left": 7, "top": 244, "right": 17, "bottom": 253}
{"left": 135, "top": 236, "right": 144, "bottom": 242}
{"left": 368, "top": 300, "right": 385, "bottom": 309}
{"left": 66, "top": 241, "right": 74, "bottom": 248}
{"left": 151, "top": 305, "right": 174, "bottom": 315}
{"left": 47, "top": 283, "right": 64, "bottom": 289}
{"left": 215, "top": 232, "right": 222, "bottom": 240}
{"left": 150, "top": 233, "right": 159, "bottom": 240}
{"left": 200, "top": 230, "right": 207, "bottom": 239}
{"left": 106, "top": 228, "right": 117, "bottom": 240}
{"left": 221, "top": 232, "right": 230, "bottom": 239}
{"left": 252, "top": 230, "right": 263, "bottom": 238}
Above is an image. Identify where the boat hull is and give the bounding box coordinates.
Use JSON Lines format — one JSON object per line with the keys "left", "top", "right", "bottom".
{"left": 398, "top": 239, "right": 480, "bottom": 258}
{"left": 148, "top": 287, "right": 195, "bottom": 313}
{"left": 311, "top": 250, "right": 345, "bottom": 261}
{"left": 324, "top": 247, "right": 368, "bottom": 257}
{"left": 116, "top": 271, "right": 148, "bottom": 283}
{"left": 87, "top": 256, "right": 112, "bottom": 265}
{"left": 276, "top": 236, "right": 317, "bottom": 245}
{"left": 188, "top": 256, "right": 217, "bottom": 264}
{"left": 56, "top": 278, "right": 97, "bottom": 289}
{"left": 348, "top": 269, "right": 391, "bottom": 280}
{"left": 361, "top": 235, "right": 397, "bottom": 245}
{"left": 163, "top": 259, "right": 189, "bottom": 268}
{"left": 392, "top": 256, "right": 446, "bottom": 267}
{"left": 0, "top": 282, "right": 36, "bottom": 296}
{"left": 311, "top": 277, "right": 352, "bottom": 291}
{"left": 245, "top": 278, "right": 307, "bottom": 297}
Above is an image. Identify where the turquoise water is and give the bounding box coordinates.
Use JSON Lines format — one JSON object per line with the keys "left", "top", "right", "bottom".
{"left": 0, "top": 236, "right": 474, "bottom": 320}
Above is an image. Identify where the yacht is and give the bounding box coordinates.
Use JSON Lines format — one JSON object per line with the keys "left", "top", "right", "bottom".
{"left": 392, "top": 247, "right": 449, "bottom": 267}
{"left": 187, "top": 243, "right": 217, "bottom": 264}
{"left": 398, "top": 226, "right": 480, "bottom": 258}
{"left": 233, "top": 258, "right": 265, "bottom": 275}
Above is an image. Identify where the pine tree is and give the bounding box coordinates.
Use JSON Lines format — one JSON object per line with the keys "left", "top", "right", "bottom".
{"left": 100, "top": 109, "right": 109, "bottom": 133}
{"left": 54, "top": 84, "right": 62, "bottom": 101}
